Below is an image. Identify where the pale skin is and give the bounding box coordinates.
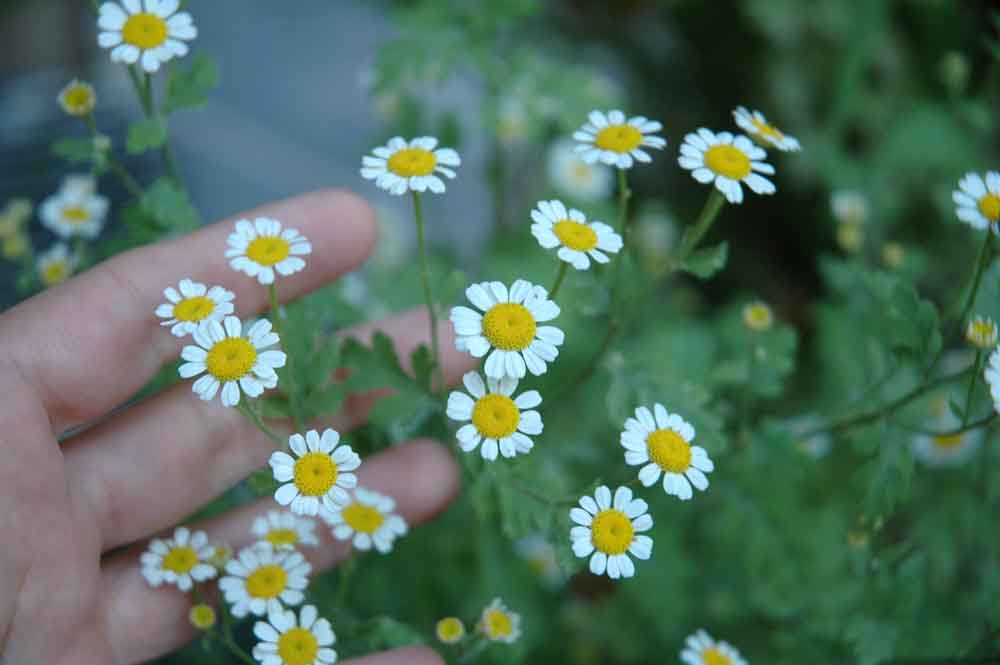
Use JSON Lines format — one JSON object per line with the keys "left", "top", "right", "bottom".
{"left": 0, "top": 190, "right": 475, "bottom": 665}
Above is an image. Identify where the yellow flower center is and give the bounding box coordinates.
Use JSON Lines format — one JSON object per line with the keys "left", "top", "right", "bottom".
{"left": 978, "top": 194, "right": 1000, "bottom": 222}
{"left": 276, "top": 627, "right": 319, "bottom": 665}
{"left": 967, "top": 320, "right": 997, "bottom": 348}
{"left": 264, "top": 528, "right": 299, "bottom": 547}
{"left": 590, "top": 509, "right": 634, "bottom": 555}
{"left": 594, "top": 124, "right": 643, "bottom": 153}
{"left": 647, "top": 428, "right": 692, "bottom": 473}
{"left": 342, "top": 504, "right": 385, "bottom": 534}
{"left": 704, "top": 144, "right": 752, "bottom": 179}
{"left": 205, "top": 338, "right": 258, "bottom": 381}
{"left": 246, "top": 236, "right": 291, "bottom": 266}
{"left": 703, "top": 647, "right": 732, "bottom": 665}
{"left": 121, "top": 12, "right": 169, "bottom": 49}
{"left": 471, "top": 393, "right": 520, "bottom": 439}
{"left": 63, "top": 85, "right": 94, "bottom": 113}
{"left": 436, "top": 617, "right": 465, "bottom": 643}
{"left": 172, "top": 296, "right": 215, "bottom": 322}
{"left": 743, "top": 303, "right": 773, "bottom": 332}
{"left": 41, "top": 260, "right": 71, "bottom": 286}
{"left": 932, "top": 433, "right": 964, "bottom": 450}
{"left": 161, "top": 546, "right": 198, "bottom": 574}
{"left": 387, "top": 147, "right": 438, "bottom": 177}
{"left": 481, "top": 303, "right": 536, "bottom": 351}
{"left": 293, "top": 452, "right": 338, "bottom": 497}
{"left": 484, "top": 609, "right": 513, "bottom": 639}
{"left": 61, "top": 205, "right": 90, "bottom": 223}
{"left": 750, "top": 116, "right": 785, "bottom": 143}
{"left": 553, "top": 219, "right": 599, "bottom": 251}
{"left": 188, "top": 604, "right": 217, "bottom": 630}
{"left": 245, "top": 564, "right": 288, "bottom": 599}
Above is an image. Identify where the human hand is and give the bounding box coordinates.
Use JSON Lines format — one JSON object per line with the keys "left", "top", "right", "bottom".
{"left": 0, "top": 190, "right": 474, "bottom": 665}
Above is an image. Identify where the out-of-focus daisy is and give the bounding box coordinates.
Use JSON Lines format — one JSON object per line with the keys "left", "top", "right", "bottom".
{"left": 573, "top": 110, "right": 666, "bottom": 169}
{"left": 913, "top": 415, "right": 982, "bottom": 468}
{"left": 742, "top": 301, "right": 773, "bottom": 332}
{"left": 2, "top": 233, "right": 28, "bottom": 260}
{"left": 39, "top": 178, "right": 108, "bottom": 239}
{"left": 478, "top": 598, "right": 521, "bottom": 644}
{"left": 436, "top": 617, "right": 466, "bottom": 645}
{"left": 219, "top": 543, "right": 311, "bottom": 618}
{"left": 546, "top": 139, "right": 614, "bottom": 202}
{"left": 966, "top": 315, "right": 998, "bottom": 350}
{"left": 361, "top": 136, "right": 461, "bottom": 195}
{"left": 155, "top": 278, "right": 235, "bottom": 337}
{"left": 678, "top": 129, "right": 775, "bottom": 204}
{"left": 36, "top": 244, "right": 77, "bottom": 288}
{"left": 57, "top": 79, "right": 96, "bottom": 117}
{"left": 140, "top": 526, "right": 216, "bottom": 591}
{"left": 681, "top": 629, "right": 748, "bottom": 665}
{"left": 530, "top": 199, "right": 622, "bottom": 270}
{"left": 226, "top": 217, "right": 312, "bottom": 285}
{"left": 321, "top": 487, "right": 407, "bottom": 553}
{"left": 882, "top": 242, "right": 905, "bottom": 269}
{"left": 570, "top": 485, "right": 652, "bottom": 579}
{"left": 516, "top": 534, "right": 564, "bottom": 586}
{"left": 178, "top": 316, "right": 286, "bottom": 407}
{"left": 830, "top": 189, "right": 869, "bottom": 226}
{"left": 269, "top": 429, "right": 360, "bottom": 516}
{"left": 252, "top": 603, "right": 337, "bottom": 665}
{"left": 0, "top": 198, "right": 32, "bottom": 234}
{"left": 188, "top": 604, "right": 216, "bottom": 631}
{"left": 446, "top": 371, "right": 542, "bottom": 461}
{"left": 97, "top": 0, "right": 197, "bottom": 73}
{"left": 450, "top": 280, "right": 563, "bottom": 379}
{"left": 732, "top": 106, "right": 801, "bottom": 152}
{"left": 954, "top": 171, "right": 1000, "bottom": 233}
{"left": 835, "top": 221, "right": 864, "bottom": 253}
{"left": 207, "top": 545, "right": 233, "bottom": 571}
{"left": 252, "top": 511, "right": 320, "bottom": 549}
{"left": 621, "top": 404, "right": 714, "bottom": 500}
{"left": 784, "top": 414, "right": 832, "bottom": 459}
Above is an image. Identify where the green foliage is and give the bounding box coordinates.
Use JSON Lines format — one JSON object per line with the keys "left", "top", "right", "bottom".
{"left": 126, "top": 117, "right": 167, "bottom": 154}
{"left": 164, "top": 53, "right": 220, "bottom": 113}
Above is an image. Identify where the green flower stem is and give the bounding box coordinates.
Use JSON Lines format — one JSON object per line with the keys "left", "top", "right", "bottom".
{"left": 740, "top": 338, "right": 758, "bottom": 442}
{"left": 237, "top": 401, "right": 285, "bottom": 447}
{"left": 336, "top": 555, "right": 356, "bottom": 607}
{"left": 83, "top": 115, "right": 143, "bottom": 198}
{"left": 955, "top": 232, "right": 993, "bottom": 328}
{"left": 411, "top": 190, "right": 445, "bottom": 396}
{"left": 962, "top": 350, "right": 984, "bottom": 427}
{"left": 268, "top": 283, "right": 304, "bottom": 431}
{"left": 615, "top": 167, "right": 632, "bottom": 237}
{"left": 127, "top": 67, "right": 180, "bottom": 182}
{"left": 206, "top": 630, "right": 256, "bottom": 665}
{"left": 669, "top": 188, "right": 727, "bottom": 270}
{"left": 896, "top": 413, "right": 996, "bottom": 438}
{"left": 548, "top": 261, "right": 569, "bottom": 299}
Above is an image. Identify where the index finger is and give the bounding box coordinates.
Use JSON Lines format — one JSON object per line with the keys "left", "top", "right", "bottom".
{"left": 0, "top": 189, "right": 377, "bottom": 433}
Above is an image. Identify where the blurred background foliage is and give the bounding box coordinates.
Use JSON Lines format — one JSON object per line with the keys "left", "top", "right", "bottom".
{"left": 2, "top": 1, "right": 1000, "bottom": 664}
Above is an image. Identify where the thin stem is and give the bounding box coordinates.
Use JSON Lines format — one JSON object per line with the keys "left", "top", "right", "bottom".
{"left": 411, "top": 190, "right": 444, "bottom": 396}
{"left": 615, "top": 167, "right": 631, "bottom": 236}
{"left": 269, "top": 283, "right": 304, "bottom": 431}
{"left": 954, "top": 233, "right": 993, "bottom": 327}
{"left": 669, "top": 188, "right": 727, "bottom": 270}
{"left": 143, "top": 72, "right": 180, "bottom": 181}
{"left": 84, "top": 115, "right": 143, "bottom": 197}
{"left": 549, "top": 261, "right": 569, "bottom": 299}
{"left": 963, "top": 350, "right": 984, "bottom": 427}
{"left": 206, "top": 630, "right": 257, "bottom": 665}
{"left": 237, "top": 401, "right": 285, "bottom": 447}
{"left": 336, "top": 556, "right": 356, "bottom": 606}
{"left": 896, "top": 413, "right": 996, "bottom": 438}
{"left": 740, "top": 338, "right": 757, "bottom": 443}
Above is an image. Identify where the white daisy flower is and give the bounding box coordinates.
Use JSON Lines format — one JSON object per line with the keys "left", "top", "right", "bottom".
{"left": 573, "top": 110, "right": 666, "bottom": 169}
{"left": 546, "top": 139, "right": 614, "bottom": 202}
{"left": 954, "top": 171, "right": 1000, "bottom": 233}
{"left": 252, "top": 511, "right": 321, "bottom": 549}
{"left": 478, "top": 598, "right": 521, "bottom": 644}
{"left": 360, "top": 136, "right": 461, "bottom": 195}
{"left": 913, "top": 413, "right": 983, "bottom": 468}
{"left": 219, "top": 543, "right": 311, "bottom": 618}
{"left": 987, "top": 348, "right": 1000, "bottom": 415}
{"left": 97, "top": 0, "right": 197, "bottom": 73}
{"left": 733, "top": 106, "right": 801, "bottom": 152}
{"left": 530, "top": 199, "right": 622, "bottom": 270}
{"left": 516, "top": 534, "right": 564, "bottom": 587}
{"left": 446, "top": 371, "right": 542, "bottom": 461}
{"left": 678, "top": 129, "right": 776, "bottom": 204}
{"left": 269, "top": 429, "right": 360, "bottom": 516}
{"left": 39, "top": 180, "right": 108, "bottom": 239}
{"left": 320, "top": 487, "right": 408, "bottom": 553}
{"left": 140, "top": 526, "right": 217, "bottom": 591}
{"left": 830, "top": 189, "right": 869, "bottom": 226}
{"left": 178, "top": 316, "right": 287, "bottom": 407}
{"left": 155, "top": 278, "right": 235, "bottom": 337}
{"left": 36, "top": 244, "right": 77, "bottom": 288}
{"left": 620, "top": 404, "right": 714, "bottom": 501}
{"left": 570, "top": 485, "right": 652, "bottom": 579}
{"left": 450, "top": 280, "right": 564, "bottom": 379}
{"left": 226, "top": 217, "right": 312, "bottom": 285}
{"left": 681, "top": 629, "right": 748, "bottom": 665}
{"left": 252, "top": 603, "right": 337, "bottom": 665}
{"left": 57, "top": 79, "right": 96, "bottom": 117}
{"left": 966, "top": 315, "right": 998, "bottom": 350}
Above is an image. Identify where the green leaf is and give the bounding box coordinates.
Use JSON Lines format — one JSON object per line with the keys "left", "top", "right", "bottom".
{"left": 410, "top": 344, "right": 433, "bottom": 392}
{"left": 126, "top": 118, "right": 167, "bottom": 155}
{"left": 52, "top": 137, "right": 95, "bottom": 164}
{"left": 359, "top": 616, "right": 426, "bottom": 651}
{"left": 303, "top": 384, "right": 346, "bottom": 419}
{"left": 140, "top": 177, "right": 200, "bottom": 230}
{"left": 164, "top": 53, "right": 220, "bottom": 113}
{"left": 679, "top": 241, "right": 728, "bottom": 279}
{"left": 246, "top": 468, "right": 279, "bottom": 497}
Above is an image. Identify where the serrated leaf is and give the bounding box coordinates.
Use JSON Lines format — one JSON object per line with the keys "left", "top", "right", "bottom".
{"left": 679, "top": 241, "right": 728, "bottom": 279}
{"left": 410, "top": 344, "right": 433, "bottom": 392}
{"left": 126, "top": 118, "right": 167, "bottom": 155}
{"left": 164, "top": 53, "right": 220, "bottom": 113}
{"left": 140, "top": 177, "right": 199, "bottom": 230}
{"left": 246, "top": 468, "right": 279, "bottom": 497}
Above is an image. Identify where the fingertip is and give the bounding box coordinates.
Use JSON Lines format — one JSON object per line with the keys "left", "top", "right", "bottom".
{"left": 297, "top": 188, "right": 378, "bottom": 272}
{"left": 362, "top": 439, "right": 461, "bottom": 522}
{"left": 342, "top": 645, "right": 445, "bottom": 665}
